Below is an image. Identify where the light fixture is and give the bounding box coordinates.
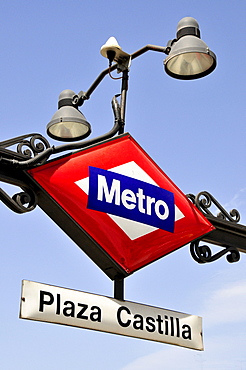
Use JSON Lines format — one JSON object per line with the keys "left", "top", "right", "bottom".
{"left": 47, "top": 17, "right": 217, "bottom": 143}
{"left": 164, "top": 17, "right": 216, "bottom": 80}
{"left": 47, "top": 89, "right": 91, "bottom": 142}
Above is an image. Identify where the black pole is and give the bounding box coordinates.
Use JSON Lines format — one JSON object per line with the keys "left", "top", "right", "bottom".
{"left": 114, "top": 278, "right": 124, "bottom": 300}
{"left": 119, "top": 69, "right": 129, "bottom": 134}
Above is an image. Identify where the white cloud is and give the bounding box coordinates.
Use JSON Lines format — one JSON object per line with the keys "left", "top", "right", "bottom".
{"left": 201, "top": 280, "right": 246, "bottom": 326}
{"left": 120, "top": 333, "right": 246, "bottom": 370}
{"left": 225, "top": 188, "right": 246, "bottom": 208}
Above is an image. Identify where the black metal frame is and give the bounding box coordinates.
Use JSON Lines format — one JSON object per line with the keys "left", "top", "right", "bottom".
{"left": 1, "top": 141, "right": 245, "bottom": 301}
{"left": 0, "top": 44, "right": 244, "bottom": 300}
{"left": 187, "top": 192, "right": 245, "bottom": 264}
{"left": 1, "top": 133, "right": 244, "bottom": 258}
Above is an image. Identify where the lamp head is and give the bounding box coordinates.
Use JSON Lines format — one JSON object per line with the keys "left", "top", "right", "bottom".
{"left": 164, "top": 17, "right": 216, "bottom": 80}
{"left": 47, "top": 89, "right": 91, "bottom": 142}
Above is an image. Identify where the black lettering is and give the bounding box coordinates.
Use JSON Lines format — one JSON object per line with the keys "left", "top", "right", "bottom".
{"left": 77, "top": 303, "right": 88, "bottom": 320}
{"left": 176, "top": 318, "right": 180, "bottom": 337}
{"left": 146, "top": 316, "right": 155, "bottom": 333}
{"left": 63, "top": 301, "right": 75, "bottom": 317}
{"left": 170, "top": 316, "right": 174, "bottom": 336}
{"left": 39, "top": 290, "right": 54, "bottom": 312}
{"left": 133, "top": 314, "right": 144, "bottom": 330}
{"left": 117, "top": 306, "right": 131, "bottom": 327}
{"left": 90, "top": 306, "right": 102, "bottom": 322}
{"left": 56, "top": 294, "right": 60, "bottom": 315}
{"left": 182, "top": 324, "right": 192, "bottom": 340}
{"left": 164, "top": 315, "right": 168, "bottom": 335}
{"left": 156, "top": 315, "right": 164, "bottom": 334}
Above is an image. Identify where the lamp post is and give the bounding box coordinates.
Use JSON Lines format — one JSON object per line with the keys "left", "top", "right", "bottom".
{"left": 0, "top": 17, "right": 245, "bottom": 299}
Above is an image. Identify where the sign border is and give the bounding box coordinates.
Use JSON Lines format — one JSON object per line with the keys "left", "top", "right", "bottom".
{"left": 26, "top": 133, "right": 214, "bottom": 279}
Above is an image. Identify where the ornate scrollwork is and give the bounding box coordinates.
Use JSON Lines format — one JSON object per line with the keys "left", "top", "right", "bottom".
{"left": 11, "top": 134, "right": 50, "bottom": 165}
{"left": 0, "top": 133, "right": 52, "bottom": 170}
{"left": 16, "top": 134, "right": 50, "bottom": 158}
{"left": 0, "top": 134, "right": 49, "bottom": 213}
{"left": 0, "top": 187, "right": 37, "bottom": 213}
{"left": 190, "top": 240, "right": 240, "bottom": 264}
{"left": 187, "top": 191, "right": 240, "bottom": 223}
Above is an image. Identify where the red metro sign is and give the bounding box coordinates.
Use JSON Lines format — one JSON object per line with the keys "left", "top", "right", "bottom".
{"left": 28, "top": 134, "right": 214, "bottom": 279}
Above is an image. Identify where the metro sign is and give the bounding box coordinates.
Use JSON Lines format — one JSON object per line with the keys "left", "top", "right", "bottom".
{"left": 27, "top": 133, "right": 214, "bottom": 279}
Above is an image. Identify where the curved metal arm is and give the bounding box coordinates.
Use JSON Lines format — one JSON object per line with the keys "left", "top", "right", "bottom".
{"left": 187, "top": 191, "right": 241, "bottom": 223}
{"left": 131, "top": 44, "right": 170, "bottom": 60}
{"left": 0, "top": 187, "right": 37, "bottom": 213}
{"left": 190, "top": 240, "right": 240, "bottom": 264}
{"left": 78, "top": 44, "right": 170, "bottom": 104}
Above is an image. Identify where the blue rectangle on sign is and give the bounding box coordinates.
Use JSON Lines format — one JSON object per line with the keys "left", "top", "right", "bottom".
{"left": 87, "top": 167, "right": 175, "bottom": 232}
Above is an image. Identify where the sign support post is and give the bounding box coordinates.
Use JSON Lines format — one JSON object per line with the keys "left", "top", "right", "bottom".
{"left": 114, "top": 278, "right": 124, "bottom": 300}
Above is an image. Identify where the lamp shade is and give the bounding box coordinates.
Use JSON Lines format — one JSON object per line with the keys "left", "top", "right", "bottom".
{"left": 47, "top": 90, "right": 91, "bottom": 142}
{"left": 164, "top": 17, "right": 216, "bottom": 80}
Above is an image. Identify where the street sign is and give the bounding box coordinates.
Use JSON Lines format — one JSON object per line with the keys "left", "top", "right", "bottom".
{"left": 20, "top": 280, "right": 204, "bottom": 350}
{"left": 27, "top": 133, "right": 214, "bottom": 279}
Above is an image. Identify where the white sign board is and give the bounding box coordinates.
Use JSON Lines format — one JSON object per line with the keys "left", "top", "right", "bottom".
{"left": 20, "top": 280, "right": 203, "bottom": 350}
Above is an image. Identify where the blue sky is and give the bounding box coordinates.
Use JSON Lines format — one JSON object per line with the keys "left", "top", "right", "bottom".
{"left": 1, "top": 1, "right": 246, "bottom": 369}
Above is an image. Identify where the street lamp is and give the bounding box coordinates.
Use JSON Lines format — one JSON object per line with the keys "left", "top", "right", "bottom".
{"left": 1, "top": 16, "right": 245, "bottom": 298}
{"left": 164, "top": 17, "right": 216, "bottom": 79}
{"left": 46, "top": 17, "right": 216, "bottom": 142}
{"left": 46, "top": 89, "right": 91, "bottom": 142}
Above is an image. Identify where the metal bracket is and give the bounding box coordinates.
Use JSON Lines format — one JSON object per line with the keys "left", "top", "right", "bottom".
{"left": 0, "top": 133, "right": 50, "bottom": 161}
{"left": 190, "top": 240, "right": 240, "bottom": 264}
{"left": 0, "top": 187, "right": 37, "bottom": 214}
{"left": 187, "top": 191, "right": 240, "bottom": 223}
{"left": 0, "top": 133, "right": 50, "bottom": 213}
{"left": 187, "top": 191, "right": 246, "bottom": 263}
